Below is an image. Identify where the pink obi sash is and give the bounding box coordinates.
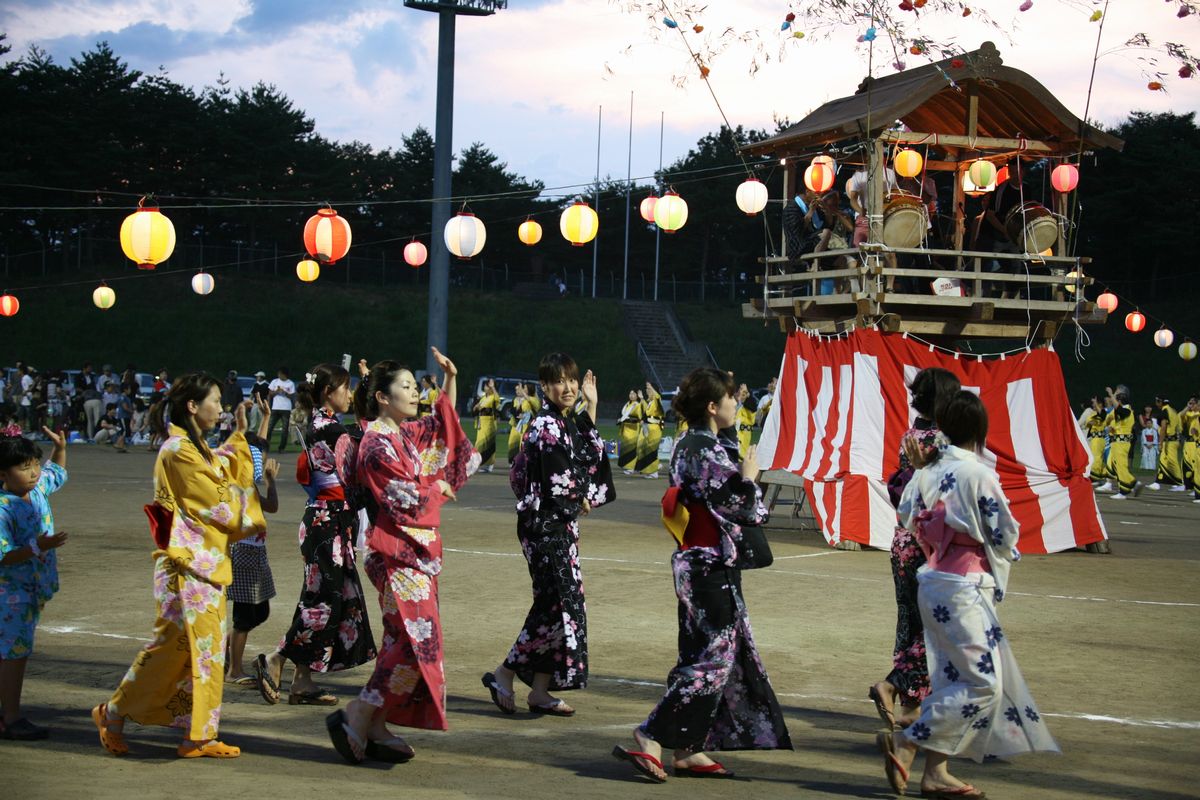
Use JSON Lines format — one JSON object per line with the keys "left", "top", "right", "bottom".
{"left": 914, "top": 501, "right": 990, "bottom": 576}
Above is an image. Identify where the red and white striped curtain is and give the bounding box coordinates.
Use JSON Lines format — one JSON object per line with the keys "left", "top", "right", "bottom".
{"left": 758, "top": 329, "right": 1107, "bottom": 553}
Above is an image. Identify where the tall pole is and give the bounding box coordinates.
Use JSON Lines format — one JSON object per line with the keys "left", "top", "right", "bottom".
{"left": 653, "top": 111, "right": 663, "bottom": 302}
{"left": 592, "top": 105, "right": 601, "bottom": 298}
{"left": 426, "top": 8, "right": 457, "bottom": 375}
{"left": 623, "top": 91, "right": 633, "bottom": 300}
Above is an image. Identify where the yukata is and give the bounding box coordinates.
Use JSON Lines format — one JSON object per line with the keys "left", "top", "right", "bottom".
{"left": 641, "top": 429, "right": 791, "bottom": 753}
{"left": 1155, "top": 403, "right": 1184, "bottom": 486}
{"left": 474, "top": 392, "right": 499, "bottom": 468}
{"left": 109, "top": 427, "right": 265, "bottom": 742}
{"left": 897, "top": 445, "right": 1059, "bottom": 762}
{"left": 352, "top": 393, "right": 478, "bottom": 730}
{"left": 883, "top": 420, "right": 947, "bottom": 707}
{"left": 635, "top": 395, "right": 665, "bottom": 475}
{"left": 278, "top": 407, "right": 376, "bottom": 673}
{"left": 735, "top": 404, "right": 756, "bottom": 460}
{"left": 504, "top": 403, "right": 614, "bottom": 691}
{"left": 1105, "top": 407, "right": 1137, "bottom": 495}
{"left": 1085, "top": 412, "right": 1111, "bottom": 481}
{"left": 508, "top": 396, "right": 537, "bottom": 463}
{"left": 617, "top": 400, "right": 642, "bottom": 471}
{"left": 0, "top": 461, "right": 67, "bottom": 659}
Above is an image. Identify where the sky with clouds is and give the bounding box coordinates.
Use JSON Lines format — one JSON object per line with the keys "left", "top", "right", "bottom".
{"left": 2, "top": 0, "right": 1197, "bottom": 197}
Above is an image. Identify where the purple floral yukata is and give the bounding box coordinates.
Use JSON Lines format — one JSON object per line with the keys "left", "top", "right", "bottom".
{"left": 640, "top": 429, "right": 792, "bottom": 753}
{"left": 884, "top": 419, "right": 947, "bottom": 706}
{"left": 278, "top": 407, "right": 376, "bottom": 673}
{"left": 504, "top": 404, "right": 614, "bottom": 691}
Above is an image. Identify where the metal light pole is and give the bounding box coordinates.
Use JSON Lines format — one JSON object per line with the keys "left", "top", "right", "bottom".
{"left": 653, "top": 111, "right": 663, "bottom": 301}
{"left": 405, "top": 0, "right": 506, "bottom": 374}
{"left": 623, "top": 91, "right": 632, "bottom": 300}
{"left": 591, "top": 105, "right": 601, "bottom": 298}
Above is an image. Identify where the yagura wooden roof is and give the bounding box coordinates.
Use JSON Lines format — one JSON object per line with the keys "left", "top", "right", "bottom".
{"left": 744, "top": 41, "right": 1124, "bottom": 158}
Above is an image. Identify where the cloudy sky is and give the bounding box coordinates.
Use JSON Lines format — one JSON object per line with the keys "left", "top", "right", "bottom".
{"left": 2, "top": 0, "right": 1197, "bottom": 196}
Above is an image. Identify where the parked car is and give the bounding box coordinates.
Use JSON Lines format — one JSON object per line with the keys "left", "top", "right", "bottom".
{"left": 660, "top": 389, "right": 678, "bottom": 423}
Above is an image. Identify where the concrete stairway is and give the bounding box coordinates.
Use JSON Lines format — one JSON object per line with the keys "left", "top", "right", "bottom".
{"left": 620, "top": 300, "right": 718, "bottom": 390}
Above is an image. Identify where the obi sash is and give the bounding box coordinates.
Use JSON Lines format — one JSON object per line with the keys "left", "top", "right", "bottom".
{"left": 914, "top": 502, "right": 989, "bottom": 576}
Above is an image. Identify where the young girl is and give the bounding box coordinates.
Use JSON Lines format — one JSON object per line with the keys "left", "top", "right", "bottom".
{"left": 880, "top": 391, "right": 1058, "bottom": 798}
{"left": 224, "top": 413, "right": 279, "bottom": 687}
{"left": 612, "top": 368, "right": 790, "bottom": 782}
{"left": 484, "top": 353, "right": 614, "bottom": 718}
{"left": 0, "top": 428, "right": 68, "bottom": 740}
{"left": 93, "top": 374, "right": 266, "bottom": 759}
{"left": 325, "top": 348, "right": 477, "bottom": 763}
{"left": 472, "top": 378, "right": 499, "bottom": 473}
{"left": 255, "top": 364, "right": 376, "bottom": 706}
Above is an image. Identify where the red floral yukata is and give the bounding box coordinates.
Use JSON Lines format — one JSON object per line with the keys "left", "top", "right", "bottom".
{"left": 352, "top": 393, "right": 478, "bottom": 730}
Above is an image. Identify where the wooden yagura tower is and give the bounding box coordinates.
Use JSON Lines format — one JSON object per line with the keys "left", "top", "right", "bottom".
{"left": 740, "top": 41, "right": 1125, "bottom": 342}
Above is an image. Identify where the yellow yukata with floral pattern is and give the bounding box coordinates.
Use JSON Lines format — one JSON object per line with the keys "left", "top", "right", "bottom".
{"left": 109, "top": 426, "right": 265, "bottom": 742}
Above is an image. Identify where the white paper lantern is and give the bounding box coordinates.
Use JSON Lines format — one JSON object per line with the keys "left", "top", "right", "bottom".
{"left": 735, "top": 178, "right": 769, "bottom": 216}
{"left": 191, "top": 272, "right": 215, "bottom": 295}
{"left": 1154, "top": 328, "right": 1175, "bottom": 348}
{"left": 444, "top": 212, "right": 487, "bottom": 259}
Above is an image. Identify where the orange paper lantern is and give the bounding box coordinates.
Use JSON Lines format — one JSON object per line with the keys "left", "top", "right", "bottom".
{"left": 894, "top": 149, "right": 923, "bottom": 178}
{"left": 1096, "top": 291, "right": 1118, "bottom": 313}
{"left": 517, "top": 219, "right": 543, "bottom": 246}
{"left": 1124, "top": 310, "right": 1146, "bottom": 333}
{"left": 1051, "top": 164, "right": 1079, "bottom": 193}
{"left": 0, "top": 294, "right": 18, "bottom": 317}
{"left": 804, "top": 163, "right": 834, "bottom": 193}
{"left": 303, "top": 208, "right": 352, "bottom": 264}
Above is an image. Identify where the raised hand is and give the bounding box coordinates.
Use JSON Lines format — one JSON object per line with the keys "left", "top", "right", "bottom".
{"left": 41, "top": 426, "right": 65, "bottom": 449}
{"left": 262, "top": 458, "right": 280, "bottom": 482}
{"left": 357, "top": 358, "right": 370, "bottom": 378}
{"left": 430, "top": 346, "right": 457, "bottom": 377}
{"left": 581, "top": 370, "right": 598, "bottom": 407}
{"left": 235, "top": 400, "right": 252, "bottom": 432}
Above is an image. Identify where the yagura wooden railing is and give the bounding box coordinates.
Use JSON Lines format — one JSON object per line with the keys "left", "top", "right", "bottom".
{"left": 745, "top": 248, "right": 1106, "bottom": 340}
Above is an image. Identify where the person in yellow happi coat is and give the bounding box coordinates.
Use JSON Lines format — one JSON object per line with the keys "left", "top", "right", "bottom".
{"left": 636, "top": 383, "right": 665, "bottom": 478}
{"left": 617, "top": 389, "right": 642, "bottom": 474}
{"left": 735, "top": 384, "right": 757, "bottom": 460}
{"left": 92, "top": 375, "right": 266, "bottom": 759}
{"left": 508, "top": 383, "right": 529, "bottom": 463}
{"left": 418, "top": 375, "right": 440, "bottom": 418}
{"left": 1147, "top": 396, "right": 1184, "bottom": 491}
{"left": 1104, "top": 390, "right": 1141, "bottom": 500}
{"left": 1181, "top": 396, "right": 1199, "bottom": 492}
{"left": 1081, "top": 396, "right": 1110, "bottom": 488}
{"left": 473, "top": 379, "right": 499, "bottom": 473}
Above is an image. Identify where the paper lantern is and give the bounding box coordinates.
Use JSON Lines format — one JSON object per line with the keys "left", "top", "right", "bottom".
{"left": 303, "top": 208, "right": 352, "bottom": 264}
{"left": 120, "top": 202, "right": 176, "bottom": 270}
{"left": 444, "top": 212, "right": 487, "bottom": 259}
{"left": 92, "top": 284, "right": 116, "bottom": 310}
{"left": 517, "top": 219, "right": 542, "bottom": 246}
{"left": 1154, "top": 328, "right": 1175, "bottom": 348}
{"left": 735, "top": 178, "right": 769, "bottom": 216}
{"left": 560, "top": 202, "right": 598, "bottom": 246}
{"left": 639, "top": 195, "right": 658, "bottom": 223}
{"left": 894, "top": 149, "right": 923, "bottom": 178}
{"left": 804, "top": 163, "right": 835, "bottom": 194}
{"left": 1062, "top": 270, "right": 1080, "bottom": 294}
{"left": 1124, "top": 310, "right": 1146, "bottom": 333}
{"left": 191, "top": 272, "right": 214, "bottom": 296}
{"left": 1051, "top": 164, "right": 1079, "bottom": 193}
{"left": 653, "top": 191, "right": 688, "bottom": 233}
{"left": 812, "top": 154, "right": 836, "bottom": 171}
{"left": 968, "top": 160, "right": 997, "bottom": 189}
{"left": 1096, "top": 291, "right": 1118, "bottom": 313}
{"left": 0, "top": 294, "right": 17, "bottom": 317}
{"left": 296, "top": 258, "right": 320, "bottom": 282}
{"left": 961, "top": 169, "right": 996, "bottom": 197}
{"left": 403, "top": 240, "right": 428, "bottom": 267}
{"left": 1180, "top": 340, "right": 1197, "bottom": 361}
{"left": 996, "top": 164, "right": 1010, "bottom": 185}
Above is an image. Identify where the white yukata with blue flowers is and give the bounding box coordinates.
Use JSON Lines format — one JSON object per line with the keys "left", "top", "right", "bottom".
{"left": 0, "top": 461, "right": 67, "bottom": 659}
{"left": 898, "top": 445, "right": 1059, "bottom": 762}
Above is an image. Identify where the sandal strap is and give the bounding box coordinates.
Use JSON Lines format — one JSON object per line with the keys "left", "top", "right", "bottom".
{"left": 623, "top": 750, "right": 664, "bottom": 769}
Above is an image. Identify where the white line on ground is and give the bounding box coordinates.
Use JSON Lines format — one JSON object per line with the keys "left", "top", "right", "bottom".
{"left": 772, "top": 552, "right": 844, "bottom": 560}
{"left": 1118, "top": 521, "right": 1141, "bottom": 526}
{"left": 40, "top": 625, "right": 150, "bottom": 642}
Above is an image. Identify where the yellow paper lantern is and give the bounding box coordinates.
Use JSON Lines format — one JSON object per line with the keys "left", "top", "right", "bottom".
{"left": 92, "top": 284, "right": 116, "bottom": 310}
{"left": 968, "top": 160, "right": 997, "bottom": 188}
{"left": 444, "top": 212, "right": 487, "bottom": 259}
{"left": 296, "top": 258, "right": 320, "bottom": 282}
{"left": 1062, "top": 270, "right": 1080, "bottom": 294}
{"left": 1179, "top": 340, "right": 1197, "bottom": 361}
{"left": 191, "top": 272, "right": 214, "bottom": 296}
{"left": 518, "top": 219, "right": 543, "bottom": 246}
{"left": 654, "top": 191, "right": 688, "bottom": 233}
{"left": 735, "top": 178, "right": 769, "bottom": 216}
{"left": 120, "top": 200, "right": 176, "bottom": 270}
{"left": 560, "top": 202, "right": 598, "bottom": 246}
{"left": 894, "top": 148, "right": 924, "bottom": 178}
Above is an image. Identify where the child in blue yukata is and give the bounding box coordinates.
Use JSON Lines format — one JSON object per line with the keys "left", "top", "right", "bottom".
{"left": 0, "top": 427, "right": 68, "bottom": 740}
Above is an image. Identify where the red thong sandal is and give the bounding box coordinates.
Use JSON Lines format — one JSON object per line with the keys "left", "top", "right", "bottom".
{"left": 876, "top": 730, "right": 910, "bottom": 795}
{"left": 920, "top": 786, "right": 986, "bottom": 799}
{"left": 674, "top": 760, "right": 736, "bottom": 779}
{"left": 612, "top": 745, "right": 668, "bottom": 783}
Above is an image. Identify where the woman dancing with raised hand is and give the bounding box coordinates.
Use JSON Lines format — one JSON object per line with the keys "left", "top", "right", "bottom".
{"left": 483, "top": 353, "right": 614, "bottom": 718}
{"left": 472, "top": 378, "right": 499, "bottom": 473}
{"left": 612, "top": 367, "right": 791, "bottom": 782}
{"left": 879, "top": 391, "right": 1058, "bottom": 799}
{"left": 254, "top": 364, "right": 376, "bottom": 707}
{"left": 325, "top": 348, "right": 477, "bottom": 764}
{"left": 869, "top": 368, "right": 960, "bottom": 731}
{"left": 93, "top": 376, "right": 265, "bottom": 758}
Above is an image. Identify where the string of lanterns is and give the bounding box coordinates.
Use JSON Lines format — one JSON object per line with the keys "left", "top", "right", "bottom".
{"left": 1094, "top": 288, "right": 1195, "bottom": 361}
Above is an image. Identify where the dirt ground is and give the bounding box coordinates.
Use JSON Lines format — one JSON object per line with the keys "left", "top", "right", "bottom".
{"left": 4, "top": 446, "right": 1198, "bottom": 799}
